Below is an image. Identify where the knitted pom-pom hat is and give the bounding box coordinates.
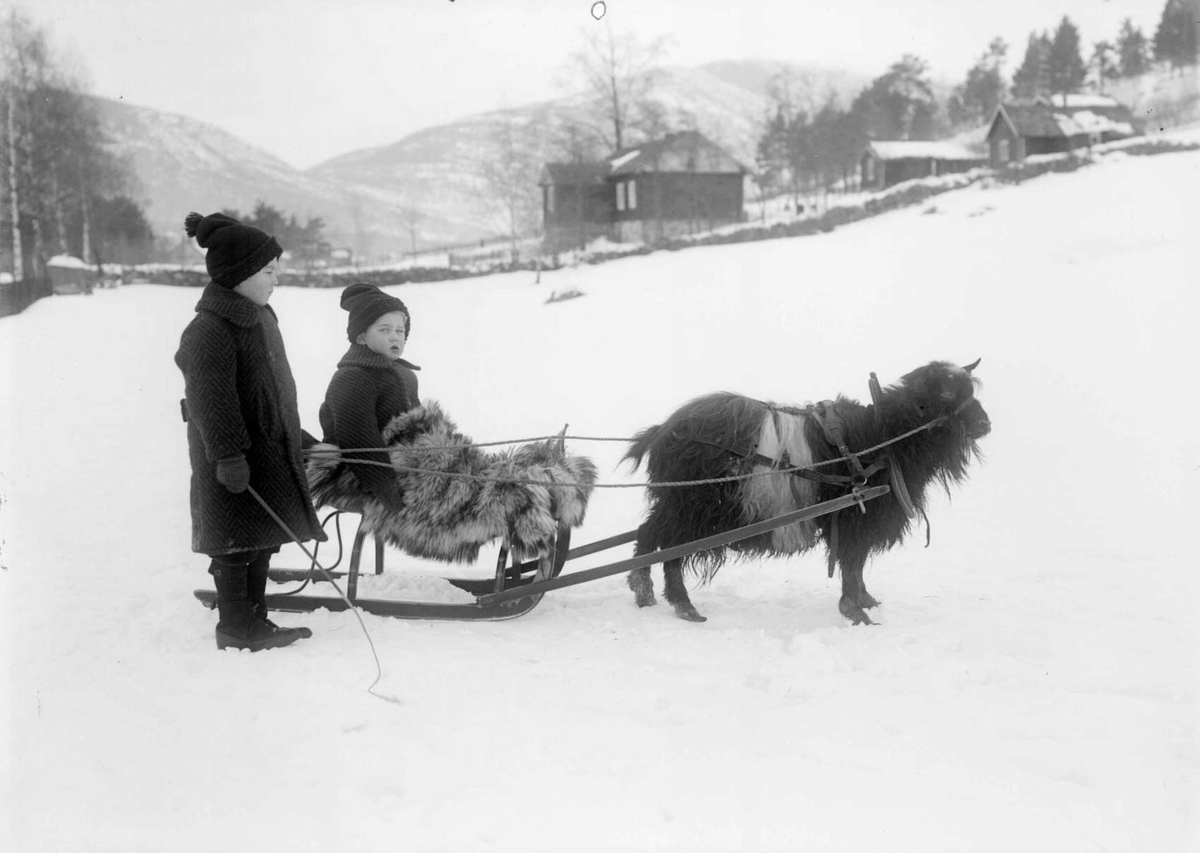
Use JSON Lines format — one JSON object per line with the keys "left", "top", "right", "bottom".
{"left": 341, "top": 282, "right": 410, "bottom": 343}
{"left": 184, "top": 211, "right": 283, "bottom": 289}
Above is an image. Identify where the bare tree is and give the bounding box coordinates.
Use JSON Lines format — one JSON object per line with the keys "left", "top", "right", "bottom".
{"left": 568, "top": 22, "right": 671, "bottom": 152}
{"left": 398, "top": 206, "right": 422, "bottom": 255}
{"left": 475, "top": 111, "right": 545, "bottom": 259}
{"left": 1, "top": 9, "right": 136, "bottom": 284}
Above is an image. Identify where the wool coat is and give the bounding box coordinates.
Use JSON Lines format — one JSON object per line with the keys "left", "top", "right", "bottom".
{"left": 318, "top": 344, "right": 420, "bottom": 505}
{"left": 175, "top": 283, "right": 325, "bottom": 556}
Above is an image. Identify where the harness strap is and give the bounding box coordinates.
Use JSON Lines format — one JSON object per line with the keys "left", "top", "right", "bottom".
{"left": 827, "top": 512, "right": 839, "bottom": 578}
{"left": 869, "top": 372, "right": 917, "bottom": 521}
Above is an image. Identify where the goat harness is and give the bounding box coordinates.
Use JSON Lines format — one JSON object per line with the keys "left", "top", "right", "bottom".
{"left": 744, "top": 373, "right": 922, "bottom": 578}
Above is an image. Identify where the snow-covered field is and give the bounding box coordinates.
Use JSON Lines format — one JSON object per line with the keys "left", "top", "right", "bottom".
{"left": 2, "top": 144, "right": 1198, "bottom": 852}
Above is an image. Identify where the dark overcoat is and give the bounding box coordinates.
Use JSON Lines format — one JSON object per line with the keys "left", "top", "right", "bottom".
{"left": 318, "top": 344, "right": 420, "bottom": 503}
{"left": 175, "top": 283, "right": 325, "bottom": 555}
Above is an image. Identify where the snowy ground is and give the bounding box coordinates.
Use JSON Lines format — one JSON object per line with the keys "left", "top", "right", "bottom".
{"left": 2, "top": 144, "right": 1198, "bottom": 852}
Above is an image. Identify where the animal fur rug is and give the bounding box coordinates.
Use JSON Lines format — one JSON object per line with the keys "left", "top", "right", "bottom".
{"left": 306, "top": 401, "right": 597, "bottom": 563}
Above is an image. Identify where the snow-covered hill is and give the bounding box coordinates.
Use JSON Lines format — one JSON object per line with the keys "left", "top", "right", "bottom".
{"left": 98, "top": 60, "right": 868, "bottom": 253}
{"left": 92, "top": 97, "right": 481, "bottom": 251}
{"left": 2, "top": 139, "right": 1197, "bottom": 853}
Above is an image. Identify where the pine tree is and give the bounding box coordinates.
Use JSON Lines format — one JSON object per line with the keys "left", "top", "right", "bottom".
{"left": 850, "top": 54, "right": 939, "bottom": 142}
{"left": 1155, "top": 0, "right": 1200, "bottom": 70}
{"left": 1048, "top": 16, "right": 1088, "bottom": 99}
{"left": 960, "top": 38, "right": 1008, "bottom": 124}
{"left": 1117, "top": 18, "right": 1152, "bottom": 77}
{"left": 1012, "top": 32, "right": 1052, "bottom": 99}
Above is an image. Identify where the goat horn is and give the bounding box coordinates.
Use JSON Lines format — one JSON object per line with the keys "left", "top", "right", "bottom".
{"left": 963, "top": 358, "right": 981, "bottom": 372}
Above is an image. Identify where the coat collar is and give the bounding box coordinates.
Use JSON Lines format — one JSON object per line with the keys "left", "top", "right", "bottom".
{"left": 195, "top": 281, "right": 270, "bottom": 328}
{"left": 337, "top": 343, "right": 421, "bottom": 372}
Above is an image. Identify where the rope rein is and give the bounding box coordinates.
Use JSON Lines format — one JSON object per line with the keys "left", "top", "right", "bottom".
{"left": 305, "top": 415, "right": 950, "bottom": 490}
{"left": 245, "top": 486, "right": 402, "bottom": 706}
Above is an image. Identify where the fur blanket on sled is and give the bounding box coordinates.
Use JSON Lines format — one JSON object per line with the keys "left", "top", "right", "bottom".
{"left": 306, "top": 401, "right": 598, "bottom": 563}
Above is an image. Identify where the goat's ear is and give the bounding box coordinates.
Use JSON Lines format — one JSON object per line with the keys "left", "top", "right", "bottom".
{"left": 963, "top": 358, "right": 981, "bottom": 372}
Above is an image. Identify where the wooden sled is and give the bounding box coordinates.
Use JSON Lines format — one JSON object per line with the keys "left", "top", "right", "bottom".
{"left": 192, "top": 486, "right": 890, "bottom": 621}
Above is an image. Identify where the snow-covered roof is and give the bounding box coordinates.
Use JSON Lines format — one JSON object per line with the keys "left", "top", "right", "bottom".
{"left": 1054, "top": 110, "right": 1135, "bottom": 137}
{"left": 607, "top": 131, "right": 744, "bottom": 175}
{"left": 867, "top": 141, "right": 986, "bottom": 161}
{"left": 608, "top": 150, "right": 641, "bottom": 172}
{"left": 1039, "top": 94, "right": 1120, "bottom": 109}
{"left": 541, "top": 162, "right": 607, "bottom": 185}
{"left": 993, "top": 100, "right": 1140, "bottom": 140}
{"left": 47, "top": 255, "right": 89, "bottom": 269}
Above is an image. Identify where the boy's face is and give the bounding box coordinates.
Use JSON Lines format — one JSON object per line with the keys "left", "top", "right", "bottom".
{"left": 233, "top": 259, "right": 279, "bottom": 306}
{"left": 356, "top": 311, "right": 408, "bottom": 360}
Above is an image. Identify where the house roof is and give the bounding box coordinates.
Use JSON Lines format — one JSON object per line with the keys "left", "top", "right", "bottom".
{"left": 606, "top": 131, "right": 744, "bottom": 176}
{"left": 992, "top": 99, "right": 1139, "bottom": 140}
{"left": 540, "top": 163, "right": 608, "bottom": 186}
{"left": 866, "top": 140, "right": 986, "bottom": 161}
{"left": 542, "top": 131, "right": 745, "bottom": 186}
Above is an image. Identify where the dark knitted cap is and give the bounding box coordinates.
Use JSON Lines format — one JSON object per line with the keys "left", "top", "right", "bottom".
{"left": 184, "top": 211, "right": 283, "bottom": 289}
{"left": 342, "top": 282, "right": 410, "bottom": 342}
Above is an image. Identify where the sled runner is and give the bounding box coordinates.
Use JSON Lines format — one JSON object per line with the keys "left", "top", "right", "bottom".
{"left": 193, "top": 486, "right": 891, "bottom": 620}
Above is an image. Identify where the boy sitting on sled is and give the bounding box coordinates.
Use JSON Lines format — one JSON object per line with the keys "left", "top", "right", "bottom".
{"left": 318, "top": 283, "right": 420, "bottom": 513}
{"left": 307, "top": 284, "right": 598, "bottom": 564}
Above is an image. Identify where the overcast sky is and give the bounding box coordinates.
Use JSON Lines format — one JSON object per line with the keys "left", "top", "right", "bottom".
{"left": 25, "top": 0, "right": 1171, "bottom": 169}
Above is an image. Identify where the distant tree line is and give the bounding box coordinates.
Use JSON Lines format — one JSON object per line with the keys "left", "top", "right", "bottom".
{"left": 218, "top": 201, "right": 330, "bottom": 269}
{"left": 0, "top": 8, "right": 154, "bottom": 284}
{"left": 752, "top": 0, "right": 1198, "bottom": 207}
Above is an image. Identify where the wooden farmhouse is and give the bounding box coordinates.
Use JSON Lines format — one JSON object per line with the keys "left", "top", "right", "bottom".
{"left": 859, "top": 140, "right": 987, "bottom": 191}
{"left": 986, "top": 94, "right": 1142, "bottom": 167}
{"left": 541, "top": 131, "right": 746, "bottom": 252}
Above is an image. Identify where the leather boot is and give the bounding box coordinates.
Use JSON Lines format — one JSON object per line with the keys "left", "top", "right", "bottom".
{"left": 247, "top": 551, "right": 312, "bottom": 639}
{"left": 211, "top": 562, "right": 306, "bottom": 652}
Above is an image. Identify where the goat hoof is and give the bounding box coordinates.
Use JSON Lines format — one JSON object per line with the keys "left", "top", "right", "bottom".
{"left": 674, "top": 605, "right": 707, "bottom": 623}
{"left": 839, "top": 597, "right": 875, "bottom": 625}
{"left": 634, "top": 593, "right": 658, "bottom": 608}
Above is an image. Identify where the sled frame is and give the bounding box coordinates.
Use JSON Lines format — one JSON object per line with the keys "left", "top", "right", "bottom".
{"left": 192, "top": 485, "right": 890, "bottom": 621}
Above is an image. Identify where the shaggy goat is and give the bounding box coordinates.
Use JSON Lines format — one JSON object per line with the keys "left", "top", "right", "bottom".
{"left": 624, "top": 360, "right": 990, "bottom": 624}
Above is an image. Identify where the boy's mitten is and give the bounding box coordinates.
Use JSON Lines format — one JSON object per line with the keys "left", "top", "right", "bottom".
{"left": 378, "top": 483, "right": 406, "bottom": 514}
{"left": 215, "top": 456, "right": 251, "bottom": 494}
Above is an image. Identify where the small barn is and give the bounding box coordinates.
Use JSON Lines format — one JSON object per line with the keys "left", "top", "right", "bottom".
{"left": 541, "top": 131, "right": 745, "bottom": 251}
{"left": 48, "top": 255, "right": 94, "bottom": 296}
{"left": 539, "top": 163, "right": 612, "bottom": 252}
{"left": 859, "top": 140, "right": 988, "bottom": 191}
{"left": 986, "top": 95, "right": 1141, "bottom": 167}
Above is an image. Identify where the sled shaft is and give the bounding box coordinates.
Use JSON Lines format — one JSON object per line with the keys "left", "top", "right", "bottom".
{"left": 476, "top": 486, "right": 890, "bottom": 606}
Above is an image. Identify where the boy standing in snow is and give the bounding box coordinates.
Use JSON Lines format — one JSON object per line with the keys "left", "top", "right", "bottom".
{"left": 175, "top": 211, "right": 326, "bottom": 652}
{"left": 318, "top": 283, "right": 420, "bottom": 512}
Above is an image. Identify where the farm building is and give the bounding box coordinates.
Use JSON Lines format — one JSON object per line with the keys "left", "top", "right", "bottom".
{"left": 541, "top": 131, "right": 746, "bottom": 252}
{"left": 539, "top": 163, "right": 613, "bottom": 252}
{"left": 48, "top": 255, "right": 95, "bottom": 295}
{"left": 859, "top": 140, "right": 987, "bottom": 190}
{"left": 986, "top": 95, "right": 1142, "bottom": 167}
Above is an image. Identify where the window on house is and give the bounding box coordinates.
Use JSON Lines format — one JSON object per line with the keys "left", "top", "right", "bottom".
{"left": 546, "top": 186, "right": 554, "bottom": 214}
{"left": 616, "top": 182, "right": 626, "bottom": 211}
{"left": 864, "top": 157, "right": 875, "bottom": 183}
{"left": 998, "top": 139, "right": 1010, "bottom": 162}
{"left": 628, "top": 180, "right": 637, "bottom": 210}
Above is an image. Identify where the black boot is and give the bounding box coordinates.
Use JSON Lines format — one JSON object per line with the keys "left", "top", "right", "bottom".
{"left": 211, "top": 562, "right": 306, "bottom": 652}
{"left": 248, "top": 552, "right": 312, "bottom": 639}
